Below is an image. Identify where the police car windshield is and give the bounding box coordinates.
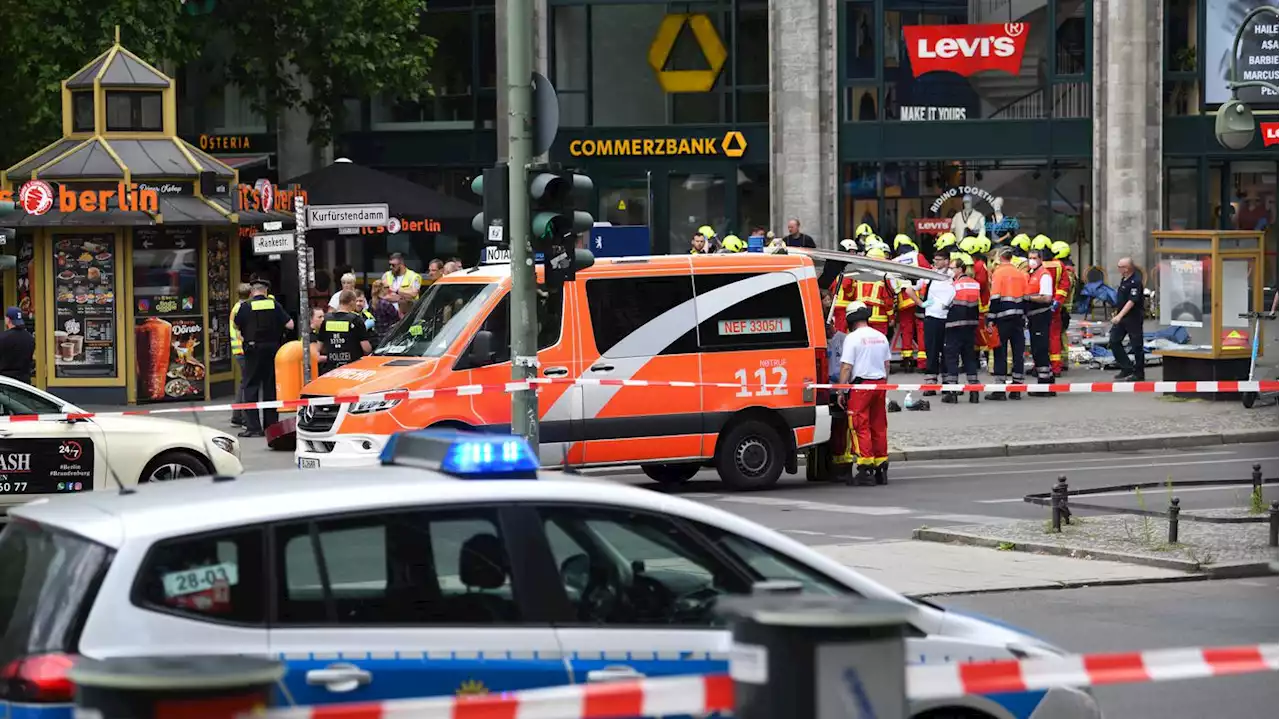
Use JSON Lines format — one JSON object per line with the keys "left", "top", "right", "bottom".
{"left": 375, "top": 282, "right": 499, "bottom": 357}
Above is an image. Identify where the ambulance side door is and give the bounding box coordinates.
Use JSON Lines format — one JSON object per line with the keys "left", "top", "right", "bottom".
{"left": 576, "top": 270, "right": 704, "bottom": 466}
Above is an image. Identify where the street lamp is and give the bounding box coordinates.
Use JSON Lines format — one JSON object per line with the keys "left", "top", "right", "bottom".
{"left": 1215, "top": 5, "right": 1280, "bottom": 150}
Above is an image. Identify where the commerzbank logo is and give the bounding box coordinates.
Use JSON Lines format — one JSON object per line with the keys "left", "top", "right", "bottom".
{"left": 649, "top": 13, "right": 727, "bottom": 93}
{"left": 570, "top": 131, "right": 746, "bottom": 159}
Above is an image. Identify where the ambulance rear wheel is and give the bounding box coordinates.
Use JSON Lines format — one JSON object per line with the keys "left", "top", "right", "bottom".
{"left": 717, "top": 420, "right": 785, "bottom": 491}
{"left": 640, "top": 463, "right": 701, "bottom": 485}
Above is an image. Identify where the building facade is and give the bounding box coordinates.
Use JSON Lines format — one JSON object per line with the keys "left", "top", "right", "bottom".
{"left": 175, "top": 0, "right": 1277, "bottom": 275}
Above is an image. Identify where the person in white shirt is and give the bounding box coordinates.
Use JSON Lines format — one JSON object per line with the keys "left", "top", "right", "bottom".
{"left": 837, "top": 302, "right": 893, "bottom": 487}
{"left": 329, "top": 273, "right": 357, "bottom": 310}
{"left": 910, "top": 250, "right": 955, "bottom": 394}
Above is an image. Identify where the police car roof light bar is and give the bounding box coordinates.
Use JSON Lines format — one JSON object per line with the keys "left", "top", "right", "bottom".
{"left": 379, "top": 429, "right": 540, "bottom": 479}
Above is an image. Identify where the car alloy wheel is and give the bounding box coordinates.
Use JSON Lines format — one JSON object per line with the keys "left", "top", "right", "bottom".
{"left": 148, "top": 463, "right": 200, "bottom": 482}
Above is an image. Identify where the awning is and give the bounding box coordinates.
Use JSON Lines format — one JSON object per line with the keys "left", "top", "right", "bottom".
{"left": 284, "top": 160, "right": 479, "bottom": 221}
{"left": 213, "top": 154, "right": 272, "bottom": 170}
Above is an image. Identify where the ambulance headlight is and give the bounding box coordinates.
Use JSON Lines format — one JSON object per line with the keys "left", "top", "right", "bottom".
{"left": 349, "top": 389, "right": 407, "bottom": 415}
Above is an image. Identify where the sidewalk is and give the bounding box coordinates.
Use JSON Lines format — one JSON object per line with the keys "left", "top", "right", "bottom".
{"left": 813, "top": 540, "right": 1192, "bottom": 596}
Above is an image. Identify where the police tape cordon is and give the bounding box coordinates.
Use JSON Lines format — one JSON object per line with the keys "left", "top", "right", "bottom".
{"left": 248, "top": 643, "right": 1278, "bottom": 719}
{"left": 5, "top": 378, "right": 1278, "bottom": 423}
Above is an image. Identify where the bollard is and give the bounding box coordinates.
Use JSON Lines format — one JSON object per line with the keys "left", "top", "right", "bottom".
{"left": 1270, "top": 501, "right": 1279, "bottom": 549}
{"left": 1057, "top": 476, "right": 1072, "bottom": 525}
{"left": 1051, "top": 481, "right": 1062, "bottom": 533}
{"left": 1253, "top": 464, "right": 1264, "bottom": 506}
{"left": 68, "top": 655, "right": 284, "bottom": 719}
{"left": 718, "top": 594, "right": 913, "bottom": 719}
{"left": 1168, "top": 497, "right": 1181, "bottom": 544}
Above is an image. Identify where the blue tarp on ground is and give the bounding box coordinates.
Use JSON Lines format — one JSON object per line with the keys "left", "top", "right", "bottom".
{"left": 1075, "top": 281, "right": 1118, "bottom": 314}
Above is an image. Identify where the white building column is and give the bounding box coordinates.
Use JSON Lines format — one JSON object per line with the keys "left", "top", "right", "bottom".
{"left": 768, "top": 0, "right": 839, "bottom": 246}
{"left": 1092, "top": 0, "right": 1163, "bottom": 272}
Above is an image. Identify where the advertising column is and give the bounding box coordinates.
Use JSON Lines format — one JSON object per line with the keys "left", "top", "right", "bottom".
{"left": 132, "top": 227, "right": 206, "bottom": 403}
{"left": 51, "top": 235, "right": 117, "bottom": 378}
{"left": 205, "top": 230, "right": 234, "bottom": 376}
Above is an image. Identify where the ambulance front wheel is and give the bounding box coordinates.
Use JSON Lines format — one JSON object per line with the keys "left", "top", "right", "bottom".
{"left": 640, "top": 463, "right": 701, "bottom": 485}
{"left": 717, "top": 419, "right": 786, "bottom": 491}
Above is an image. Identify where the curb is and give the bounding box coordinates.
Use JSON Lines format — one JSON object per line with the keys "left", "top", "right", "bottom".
{"left": 911, "top": 527, "right": 1277, "bottom": 578}
{"left": 908, "top": 573, "right": 1216, "bottom": 598}
{"left": 898, "top": 428, "right": 1276, "bottom": 461}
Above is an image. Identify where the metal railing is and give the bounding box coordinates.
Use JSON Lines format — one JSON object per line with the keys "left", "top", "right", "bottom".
{"left": 987, "top": 80, "right": 1091, "bottom": 120}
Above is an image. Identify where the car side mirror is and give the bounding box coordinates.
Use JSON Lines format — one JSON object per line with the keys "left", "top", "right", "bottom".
{"left": 469, "top": 329, "right": 496, "bottom": 366}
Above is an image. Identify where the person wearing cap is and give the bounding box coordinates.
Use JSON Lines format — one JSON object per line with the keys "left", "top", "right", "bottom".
{"left": 854, "top": 223, "right": 874, "bottom": 244}
{"left": 234, "top": 279, "right": 295, "bottom": 438}
{"left": 942, "top": 253, "right": 982, "bottom": 404}
{"left": 1010, "top": 233, "right": 1031, "bottom": 258}
{"left": 891, "top": 234, "right": 929, "bottom": 372}
{"left": 934, "top": 231, "right": 958, "bottom": 254}
{"left": 0, "top": 307, "right": 34, "bottom": 384}
{"left": 855, "top": 246, "right": 897, "bottom": 341}
{"left": 960, "top": 236, "right": 994, "bottom": 370}
{"left": 718, "top": 235, "right": 746, "bottom": 253}
{"left": 836, "top": 301, "right": 891, "bottom": 486}
{"left": 697, "top": 225, "right": 719, "bottom": 251}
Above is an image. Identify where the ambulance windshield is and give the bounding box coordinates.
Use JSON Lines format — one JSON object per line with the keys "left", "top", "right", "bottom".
{"left": 375, "top": 282, "right": 500, "bottom": 357}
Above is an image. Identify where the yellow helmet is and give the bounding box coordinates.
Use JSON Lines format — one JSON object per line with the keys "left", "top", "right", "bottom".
{"left": 950, "top": 251, "right": 973, "bottom": 267}
{"left": 893, "top": 233, "right": 916, "bottom": 250}
{"left": 958, "top": 236, "right": 982, "bottom": 255}
{"left": 866, "top": 246, "right": 888, "bottom": 259}
{"left": 977, "top": 236, "right": 992, "bottom": 254}
{"left": 1011, "top": 233, "right": 1031, "bottom": 251}
{"left": 721, "top": 234, "right": 745, "bottom": 252}
{"left": 697, "top": 225, "right": 717, "bottom": 239}
{"left": 1011, "top": 255, "right": 1029, "bottom": 270}
{"left": 1031, "top": 234, "right": 1053, "bottom": 251}
{"left": 935, "top": 232, "right": 958, "bottom": 250}
{"left": 855, "top": 223, "right": 874, "bottom": 239}
{"left": 1050, "top": 240, "right": 1071, "bottom": 260}
{"left": 865, "top": 235, "right": 888, "bottom": 251}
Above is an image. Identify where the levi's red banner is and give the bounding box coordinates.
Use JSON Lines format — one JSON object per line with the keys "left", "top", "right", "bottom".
{"left": 903, "top": 22, "right": 1030, "bottom": 78}
{"left": 1262, "top": 122, "right": 1279, "bottom": 147}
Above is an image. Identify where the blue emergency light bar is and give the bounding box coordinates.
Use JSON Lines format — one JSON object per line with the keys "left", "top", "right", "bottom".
{"left": 379, "top": 429, "right": 540, "bottom": 479}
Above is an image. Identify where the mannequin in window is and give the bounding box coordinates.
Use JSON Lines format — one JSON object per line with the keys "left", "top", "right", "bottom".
{"left": 988, "top": 196, "right": 1015, "bottom": 245}
{"left": 951, "top": 194, "right": 986, "bottom": 241}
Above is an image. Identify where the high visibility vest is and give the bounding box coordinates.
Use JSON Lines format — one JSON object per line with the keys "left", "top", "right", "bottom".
{"left": 230, "top": 300, "right": 245, "bottom": 356}
{"left": 1027, "top": 266, "right": 1055, "bottom": 316}
{"left": 854, "top": 279, "right": 895, "bottom": 325}
{"left": 382, "top": 269, "right": 423, "bottom": 294}
{"left": 832, "top": 277, "right": 857, "bottom": 332}
{"left": 893, "top": 252, "right": 929, "bottom": 308}
{"left": 972, "top": 258, "right": 991, "bottom": 314}
{"left": 946, "top": 276, "right": 981, "bottom": 329}
{"left": 1057, "top": 261, "right": 1076, "bottom": 305}
{"left": 989, "top": 264, "right": 1026, "bottom": 319}
{"left": 1041, "top": 260, "right": 1065, "bottom": 302}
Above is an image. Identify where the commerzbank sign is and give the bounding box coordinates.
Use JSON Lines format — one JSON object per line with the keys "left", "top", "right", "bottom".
{"left": 569, "top": 131, "right": 747, "bottom": 159}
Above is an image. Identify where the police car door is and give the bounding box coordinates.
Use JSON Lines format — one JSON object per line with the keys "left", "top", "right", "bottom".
{"left": 536, "top": 504, "right": 747, "bottom": 710}
{"left": 0, "top": 384, "right": 105, "bottom": 502}
{"left": 268, "top": 505, "right": 569, "bottom": 705}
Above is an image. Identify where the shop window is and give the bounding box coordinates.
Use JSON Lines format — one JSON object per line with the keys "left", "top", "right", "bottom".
{"left": 669, "top": 172, "right": 728, "bottom": 254}
{"left": 553, "top": 5, "right": 590, "bottom": 126}
{"left": 1054, "top": 0, "right": 1088, "bottom": 76}
{"left": 1050, "top": 163, "right": 1091, "bottom": 266}
{"left": 72, "top": 92, "right": 94, "bottom": 132}
{"left": 736, "top": 7, "right": 768, "bottom": 86}
{"left": 599, "top": 176, "right": 650, "bottom": 227}
{"left": 1166, "top": 165, "right": 1200, "bottom": 230}
{"left": 1164, "top": 80, "right": 1201, "bottom": 116}
{"left": 737, "top": 89, "right": 769, "bottom": 123}
{"left": 843, "top": 85, "right": 878, "bottom": 122}
{"left": 105, "top": 91, "right": 163, "bottom": 131}
{"left": 1164, "top": 0, "right": 1198, "bottom": 74}
{"left": 213, "top": 82, "right": 267, "bottom": 134}
{"left": 844, "top": 1, "right": 876, "bottom": 80}
{"left": 589, "top": 4, "right": 669, "bottom": 127}
{"left": 673, "top": 93, "right": 725, "bottom": 124}
{"left": 840, "top": 163, "right": 880, "bottom": 241}
{"left": 373, "top": 10, "right": 477, "bottom": 129}
{"left": 738, "top": 165, "right": 770, "bottom": 236}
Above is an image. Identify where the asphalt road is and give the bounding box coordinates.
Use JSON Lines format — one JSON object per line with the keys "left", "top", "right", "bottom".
{"left": 938, "top": 578, "right": 1280, "bottom": 719}
{"left": 236, "top": 437, "right": 1278, "bottom": 545}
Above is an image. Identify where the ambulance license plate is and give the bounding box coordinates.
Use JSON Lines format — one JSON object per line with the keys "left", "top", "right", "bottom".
{"left": 298, "top": 458, "right": 321, "bottom": 470}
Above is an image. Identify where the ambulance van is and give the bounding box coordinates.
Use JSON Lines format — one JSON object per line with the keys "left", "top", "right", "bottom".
{"left": 296, "top": 252, "right": 841, "bottom": 489}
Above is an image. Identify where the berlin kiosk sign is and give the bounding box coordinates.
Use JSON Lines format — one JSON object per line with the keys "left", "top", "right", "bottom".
{"left": 290, "top": 199, "right": 390, "bottom": 384}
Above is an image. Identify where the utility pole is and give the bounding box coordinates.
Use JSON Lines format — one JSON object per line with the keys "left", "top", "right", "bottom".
{"left": 506, "top": 0, "right": 538, "bottom": 447}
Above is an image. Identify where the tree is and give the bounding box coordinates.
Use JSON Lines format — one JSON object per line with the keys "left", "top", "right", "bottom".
{"left": 0, "top": 1, "right": 200, "bottom": 168}
{"left": 0, "top": 0, "right": 437, "bottom": 169}
{"left": 209, "top": 0, "right": 437, "bottom": 147}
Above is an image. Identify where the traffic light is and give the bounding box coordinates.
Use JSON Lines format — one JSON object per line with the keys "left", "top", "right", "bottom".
{"left": 529, "top": 168, "right": 593, "bottom": 284}
{"left": 471, "top": 164, "right": 510, "bottom": 243}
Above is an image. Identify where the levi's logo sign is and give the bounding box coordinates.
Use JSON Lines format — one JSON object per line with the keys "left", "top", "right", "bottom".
{"left": 903, "top": 23, "right": 1029, "bottom": 78}
{"left": 1262, "top": 122, "right": 1279, "bottom": 147}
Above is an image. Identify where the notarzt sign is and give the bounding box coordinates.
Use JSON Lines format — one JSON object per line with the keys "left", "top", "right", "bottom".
{"left": 903, "top": 23, "right": 1029, "bottom": 78}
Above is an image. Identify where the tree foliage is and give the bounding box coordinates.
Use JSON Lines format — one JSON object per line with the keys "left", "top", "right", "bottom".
{"left": 0, "top": 0, "right": 436, "bottom": 169}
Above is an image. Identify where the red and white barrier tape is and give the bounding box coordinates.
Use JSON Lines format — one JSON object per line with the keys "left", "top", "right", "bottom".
{"left": 250, "top": 643, "right": 1277, "bottom": 719}
{"left": 5, "top": 378, "right": 1277, "bottom": 424}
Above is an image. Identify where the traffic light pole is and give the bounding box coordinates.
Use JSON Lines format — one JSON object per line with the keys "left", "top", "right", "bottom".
{"left": 506, "top": 0, "right": 539, "bottom": 447}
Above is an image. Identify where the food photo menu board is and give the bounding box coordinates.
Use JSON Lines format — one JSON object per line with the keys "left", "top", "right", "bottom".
{"left": 52, "top": 235, "right": 117, "bottom": 378}
{"left": 206, "top": 231, "right": 233, "bottom": 375}
{"left": 133, "top": 228, "right": 206, "bottom": 403}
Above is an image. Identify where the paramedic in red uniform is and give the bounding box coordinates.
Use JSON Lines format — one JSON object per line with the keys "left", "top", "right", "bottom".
{"left": 837, "top": 302, "right": 891, "bottom": 487}
{"left": 859, "top": 247, "right": 897, "bottom": 338}
{"left": 892, "top": 234, "right": 930, "bottom": 372}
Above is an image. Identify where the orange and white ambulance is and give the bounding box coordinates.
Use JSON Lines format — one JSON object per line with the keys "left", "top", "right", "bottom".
{"left": 295, "top": 249, "right": 938, "bottom": 489}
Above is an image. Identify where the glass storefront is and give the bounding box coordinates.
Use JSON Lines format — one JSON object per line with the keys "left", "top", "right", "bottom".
{"left": 840, "top": 160, "right": 1092, "bottom": 260}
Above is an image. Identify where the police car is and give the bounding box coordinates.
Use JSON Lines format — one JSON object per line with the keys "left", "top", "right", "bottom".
{"left": 0, "top": 431, "right": 1099, "bottom": 719}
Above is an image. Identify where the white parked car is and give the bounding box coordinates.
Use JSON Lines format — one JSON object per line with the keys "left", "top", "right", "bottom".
{"left": 0, "top": 376, "right": 242, "bottom": 515}
{"left": 0, "top": 430, "right": 1098, "bottom": 719}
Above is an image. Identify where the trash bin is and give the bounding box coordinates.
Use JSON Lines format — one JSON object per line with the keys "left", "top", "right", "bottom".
{"left": 274, "top": 340, "right": 320, "bottom": 414}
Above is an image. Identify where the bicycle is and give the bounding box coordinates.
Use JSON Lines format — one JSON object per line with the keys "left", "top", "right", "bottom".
{"left": 1240, "top": 311, "right": 1278, "bottom": 409}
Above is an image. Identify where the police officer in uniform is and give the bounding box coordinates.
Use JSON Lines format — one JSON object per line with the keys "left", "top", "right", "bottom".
{"left": 318, "top": 289, "right": 373, "bottom": 374}
{"left": 233, "top": 279, "right": 294, "bottom": 437}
